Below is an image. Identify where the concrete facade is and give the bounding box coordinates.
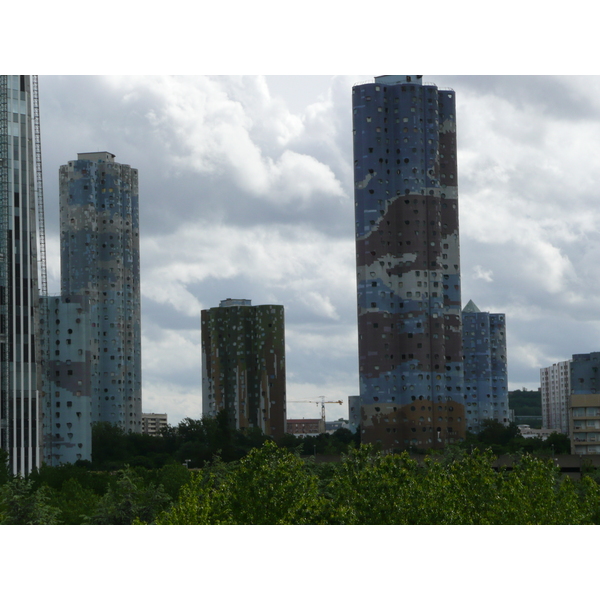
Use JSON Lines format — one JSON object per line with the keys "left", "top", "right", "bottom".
{"left": 0, "top": 75, "right": 43, "bottom": 475}
{"left": 44, "top": 295, "right": 95, "bottom": 464}
{"left": 540, "top": 359, "right": 570, "bottom": 434}
{"left": 352, "top": 75, "right": 465, "bottom": 450}
{"left": 141, "top": 413, "right": 168, "bottom": 436}
{"left": 201, "top": 299, "right": 286, "bottom": 438}
{"left": 287, "top": 418, "right": 325, "bottom": 436}
{"left": 462, "top": 300, "right": 510, "bottom": 433}
{"left": 570, "top": 352, "right": 600, "bottom": 455}
{"left": 43, "top": 152, "right": 142, "bottom": 465}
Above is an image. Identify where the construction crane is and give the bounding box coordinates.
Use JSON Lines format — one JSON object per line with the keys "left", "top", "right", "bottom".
{"left": 288, "top": 396, "right": 343, "bottom": 422}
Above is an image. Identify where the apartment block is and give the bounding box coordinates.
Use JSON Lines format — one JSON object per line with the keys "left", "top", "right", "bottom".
{"left": 201, "top": 299, "right": 286, "bottom": 438}
{"left": 141, "top": 413, "right": 168, "bottom": 436}
{"left": 540, "top": 360, "right": 570, "bottom": 434}
{"left": 570, "top": 352, "right": 600, "bottom": 455}
{"left": 43, "top": 151, "right": 142, "bottom": 465}
{"left": 462, "top": 300, "right": 509, "bottom": 432}
{"left": 352, "top": 75, "right": 465, "bottom": 450}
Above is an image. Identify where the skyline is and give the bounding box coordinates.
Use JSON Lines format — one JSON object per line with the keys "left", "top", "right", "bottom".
{"left": 35, "top": 75, "right": 600, "bottom": 425}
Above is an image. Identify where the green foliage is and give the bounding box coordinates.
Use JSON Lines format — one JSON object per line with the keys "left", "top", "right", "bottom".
{"left": 509, "top": 389, "right": 542, "bottom": 417}
{"left": 48, "top": 478, "right": 100, "bottom": 525}
{"left": 223, "top": 441, "right": 325, "bottom": 524}
{"left": 462, "top": 420, "right": 571, "bottom": 456}
{"left": 325, "top": 446, "right": 598, "bottom": 525}
{"left": 158, "top": 442, "right": 325, "bottom": 524}
{"left": 0, "top": 478, "right": 61, "bottom": 525}
{"left": 91, "top": 467, "right": 172, "bottom": 525}
{"left": 0, "top": 449, "right": 10, "bottom": 485}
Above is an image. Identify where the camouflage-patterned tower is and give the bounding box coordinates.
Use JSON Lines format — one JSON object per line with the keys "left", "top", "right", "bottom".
{"left": 44, "top": 152, "right": 141, "bottom": 464}
{"left": 352, "top": 75, "right": 465, "bottom": 450}
{"left": 201, "top": 299, "right": 286, "bottom": 439}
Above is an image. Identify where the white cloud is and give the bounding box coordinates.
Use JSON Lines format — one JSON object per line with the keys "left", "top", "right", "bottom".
{"left": 38, "top": 75, "right": 600, "bottom": 423}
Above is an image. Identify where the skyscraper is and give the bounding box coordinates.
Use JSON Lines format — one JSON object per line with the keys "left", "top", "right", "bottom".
{"left": 462, "top": 300, "right": 510, "bottom": 432}
{"left": 201, "top": 299, "right": 286, "bottom": 438}
{"left": 0, "top": 75, "right": 44, "bottom": 475}
{"left": 44, "top": 151, "right": 142, "bottom": 464}
{"left": 352, "top": 75, "right": 465, "bottom": 450}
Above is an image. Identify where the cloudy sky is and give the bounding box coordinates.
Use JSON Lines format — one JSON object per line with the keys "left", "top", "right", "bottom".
{"left": 34, "top": 74, "right": 600, "bottom": 425}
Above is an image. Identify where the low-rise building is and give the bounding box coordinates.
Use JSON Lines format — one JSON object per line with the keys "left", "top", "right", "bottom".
{"left": 286, "top": 419, "right": 325, "bottom": 436}
{"left": 142, "top": 413, "right": 168, "bottom": 436}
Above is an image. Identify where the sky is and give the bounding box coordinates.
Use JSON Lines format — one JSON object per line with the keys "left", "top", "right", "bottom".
{"left": 34, "top": 74, "right": 600, "bottom": 426}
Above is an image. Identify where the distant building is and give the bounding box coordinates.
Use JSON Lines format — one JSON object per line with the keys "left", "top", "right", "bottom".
{"left": 518, "top": 424, "right": 559, "bottom": 440}
{"left": 142, "top": 413, "right": 168, "bottom": 436}
{"left": 43, "top": 151, "right": 142, "bottom": 465}
{"left": 201, "top": 299, "right": 286, "bottom": 439}
{"left": 326, "top": 420, "right": 350, "bottom": 432}
{"left": 569, "top": 352, "right": 600, "bottom": 455}
{"left": 540, "top": 360, "right": 571, "bottom": 434}
{"left": 287, "top": 419, "right": 325, "bottom": 436}
{"left": 462, "top": 300, "right": 510, "bottom": 433}
{"left": 352, "top": 75, "right": 465, "bottom": 451}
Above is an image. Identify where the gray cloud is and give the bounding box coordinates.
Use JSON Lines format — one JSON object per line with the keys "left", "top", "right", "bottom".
{"left": 37, "top": 75, "right": 600, "bottom": 423}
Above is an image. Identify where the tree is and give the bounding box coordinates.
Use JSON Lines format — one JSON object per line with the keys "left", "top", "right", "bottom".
{"left": 0, "top": 449, "right": 9, "bottom": 486}
{"left": 49, "top": 478, "right": 100, "bottom": 525}
{"left": 91, "top": 421, "right": 130, "bottom": 468}
{"left": 0, "top": 478, "right": 61, "bottom": 525}
{"left": 157, "top": 441, "right": 325, "bottom": 524}
{"left": 92, "top": 467, "right": 172, "bottom": 525}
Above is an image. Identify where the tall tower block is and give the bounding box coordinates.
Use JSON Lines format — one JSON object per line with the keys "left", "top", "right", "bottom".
{"left": 352, "top": 75, "right": 465, "bottom": 450}
{"left": 58, "top": 152, "right": 141, "bottom": 434}
{"left": 0, "top": 75, "right": 43, "bottom": 475}
{"left": 201, "top": 299, "right": 286, "bottom": 439}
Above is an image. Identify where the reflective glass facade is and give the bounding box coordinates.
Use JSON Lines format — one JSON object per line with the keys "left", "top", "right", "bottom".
{"left": 0, "top": 75, "right": 42, "bottom": 475}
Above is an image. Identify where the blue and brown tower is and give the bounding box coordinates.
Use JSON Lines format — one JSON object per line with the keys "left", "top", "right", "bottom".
{"left": 353, "top": 75, "right": 465, "bottom": 450}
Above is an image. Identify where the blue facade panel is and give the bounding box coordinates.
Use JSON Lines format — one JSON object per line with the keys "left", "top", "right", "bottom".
{"left": 353, "top": 76, "right": 465, "bottom": 450}
{"left": 462, "top": 304, "right": 509, "bottom": 432}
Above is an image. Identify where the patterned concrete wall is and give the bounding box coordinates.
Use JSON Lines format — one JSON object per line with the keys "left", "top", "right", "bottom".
{"left": 44, "top": 295, "right": 94, "bottom": 463}
{"left": 55, "top": 152, "right": 141, "bottom": 436}
{"left": 462, "top": 300, "right": 509, "bottom": 432}
{"left": 352, "top": 76, "right": 465, "bottom": 450}
{"left": 0, "top": 75, "right": 42, "bottom": 475}
{"left": 201, "top": 301, "right": 286, "bottom": 439}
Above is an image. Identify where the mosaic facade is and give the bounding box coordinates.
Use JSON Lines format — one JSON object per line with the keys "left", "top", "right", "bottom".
{"left": 352, "top": 75, "right": 465, "bottom": 450}
{"left": 201, "top": 299, "right": 286, "bottom": 439}
{"left": 44, "top": 151, "right": 142, "bottom": 465}
{"left": 462, "top": 300, "right": 509, "bottom": 433}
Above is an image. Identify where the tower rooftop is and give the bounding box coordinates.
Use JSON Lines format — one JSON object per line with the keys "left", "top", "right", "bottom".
{"left": 77, "top": 151, "right": 115, "bottom": 162}
{"left": 463, "top": 299, "right": 482, "bottom": 313}
{"left": 375, "top": 75, "right": 423, "bottom": 85}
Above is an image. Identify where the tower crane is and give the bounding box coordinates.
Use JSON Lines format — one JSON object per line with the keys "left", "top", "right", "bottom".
{"left": 288, "top": 396, "right": 343, "bottom": 422}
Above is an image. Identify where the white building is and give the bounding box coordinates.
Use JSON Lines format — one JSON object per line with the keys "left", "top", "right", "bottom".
{"left": 540, "top": 360, "right": 570, "bottom": 434}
